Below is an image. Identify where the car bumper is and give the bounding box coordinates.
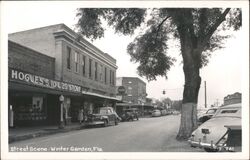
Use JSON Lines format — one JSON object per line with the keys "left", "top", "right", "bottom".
{"left": 188, "top": 140, "right": 235, "bottom": 152}
{"left": 85, "top": 121, "right": 104, "bottom": 126}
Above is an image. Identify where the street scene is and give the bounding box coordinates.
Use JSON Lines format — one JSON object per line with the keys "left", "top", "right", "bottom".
{"left": 1, "top": 1, "right": 249, "bottom": 160}
{"left": 10, "top": 115, "right": 203, "bottom": 152}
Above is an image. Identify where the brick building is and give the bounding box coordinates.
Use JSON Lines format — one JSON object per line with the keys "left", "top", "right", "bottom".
{"left": 116, "top": 77, "right": 153, "bottom": 116}
{"left": 8, "top": 24, "right": 118, "bottom": 127}
{"left": 223, "top": 92, "right": 242, "bottom": 105}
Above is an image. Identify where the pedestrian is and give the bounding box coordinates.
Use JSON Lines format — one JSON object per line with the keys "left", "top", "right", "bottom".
{"left": 78, "top": 108, "right": 84, "bottom": 124}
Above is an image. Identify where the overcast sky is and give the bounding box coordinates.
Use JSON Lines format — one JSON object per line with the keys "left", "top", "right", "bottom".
{"left": 2, "top": 2, "right": 246, "bottom": 108}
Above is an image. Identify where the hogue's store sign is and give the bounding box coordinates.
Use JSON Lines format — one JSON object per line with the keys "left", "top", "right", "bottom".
{"left": 9, "top": 69, "right": 82, "bottom": 93}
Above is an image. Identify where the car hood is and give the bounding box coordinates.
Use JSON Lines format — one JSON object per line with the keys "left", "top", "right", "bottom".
{"left": 192, "top": 117, "right": 241, "bottom": 143}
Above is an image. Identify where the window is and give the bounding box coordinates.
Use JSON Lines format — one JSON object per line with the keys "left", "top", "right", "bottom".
{"left": 81, "top": 55, "right": 86, "bottom": 76}
{"left": 75, "top": 52, "right": 79, "bottom": 72}
{"left": 112, "top": 71, "right": 115, "bottom": 85}
{"left": 221, "top": 110, "right": 238, "bottom": 114}
{"left": 110, "top": 70, "right": 112, "bottom": 85}
{"left": 66, "top": 47, "right": 71, "bottom": 69}
{"left": 104, "top": 67, "right": 107, "bottom": 84}
{"left": 89, "top": 59, "right": 92, "bottom": 78}
{"left": 95, "top": 62, "right": 98, "bottom": 81}
{"left": 99, "top": 65, "right": 103, "bottom": 82}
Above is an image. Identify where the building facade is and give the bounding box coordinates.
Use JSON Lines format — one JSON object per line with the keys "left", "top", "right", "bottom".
{"left": 223, "top": 92, "right": 242, "bottom": 105}
{"left": 116, "top": 77, "right": 153, "bottom": 116}
{"left": 8, "top": 24, "right": 118, "bottom": 127}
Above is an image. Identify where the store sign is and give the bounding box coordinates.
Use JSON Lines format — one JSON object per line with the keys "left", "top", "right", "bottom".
{"left": 10, "top": 69, "right": 81, "bottom": 93}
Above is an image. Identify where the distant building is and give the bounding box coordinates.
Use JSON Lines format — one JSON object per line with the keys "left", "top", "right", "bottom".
{"left": 8, "top": 24, "right": 118, "bottom": 127}
{"left": 223, "top": 92, "right": 242, "bottom": 105}
{"left": 116, "top": 77, "right": 147, "bottom": 104}
{"left": 115, "top": 77, "right": 153, "bottom": 116}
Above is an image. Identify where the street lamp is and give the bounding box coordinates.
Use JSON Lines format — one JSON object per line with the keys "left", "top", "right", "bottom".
{"left": 59, "top": 95, "right": 64, "bottom": 129}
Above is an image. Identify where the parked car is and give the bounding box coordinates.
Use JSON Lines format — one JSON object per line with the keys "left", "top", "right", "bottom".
{"left": 189, "top": 103, "right": 241, "bottom": 152}
{"left": 85, "top": 107, "right": 120, "bottom": 127}
{"left": 121, "top": 108, "right": 139, "bottom": 121}
{"left": 198, "top": 107, "right": 218, "bottom": 124}
{"left": 161, "top": 109, "right": 167, "bottom": 116}
{"left": 172, "top": 110, "right": 180, "bottom": 115}
{"left": 152, "top": 109, "right": 161, "bottom": 117}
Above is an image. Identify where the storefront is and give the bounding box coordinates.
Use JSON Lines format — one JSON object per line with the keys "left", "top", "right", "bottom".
{"left": 8, "top": 68, "right": 119, "bottom": 127}
{"left": 8, "top": 68, "right": 82, "bottom": 127}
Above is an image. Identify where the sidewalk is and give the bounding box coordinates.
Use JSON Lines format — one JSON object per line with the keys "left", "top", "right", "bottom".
{"left": 9, "top": 122, "right": 85, "bottom": 143}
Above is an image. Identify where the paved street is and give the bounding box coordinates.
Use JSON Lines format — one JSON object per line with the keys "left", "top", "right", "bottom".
{"left": 9, "top": 115, "right": 203, "bottom": 152}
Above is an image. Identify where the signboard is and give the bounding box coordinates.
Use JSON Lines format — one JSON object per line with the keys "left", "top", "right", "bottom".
{"left": 9, "top": 69, "right": 81, "bottom": 93}
{"left": 117, "top": 86, "right": 126, "bottom": 94}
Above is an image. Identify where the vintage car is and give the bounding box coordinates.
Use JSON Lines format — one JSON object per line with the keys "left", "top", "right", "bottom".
{"left": 85, "top": 107, "right": 120, "bottom": 127}
{"left": 152, "top": 109, "right": 161, "bottom": 117}
{"left": 120, "top": 108, "right": 139, "bottom": 121}
{"left": 198, "top": 107, "right": 218, "bottom": 124}
{"left": 189, "top": 103, "right": 241, "bottom": 152}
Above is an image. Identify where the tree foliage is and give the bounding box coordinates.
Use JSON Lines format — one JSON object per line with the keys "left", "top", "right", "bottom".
{"left": 76, "top": 8, "right": 241, "bottom": 140}
{"left": 76, "top": 8, "right": 241, "bottom": 81}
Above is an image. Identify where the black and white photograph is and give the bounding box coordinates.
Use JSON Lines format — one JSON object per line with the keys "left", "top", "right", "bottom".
{"left": 0, "top": 1, "right": 249, "bottom": 160}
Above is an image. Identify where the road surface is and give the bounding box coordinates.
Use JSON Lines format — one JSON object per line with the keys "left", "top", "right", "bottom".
{"left": 9, "top": 115, "right": 203, "bottom": 152}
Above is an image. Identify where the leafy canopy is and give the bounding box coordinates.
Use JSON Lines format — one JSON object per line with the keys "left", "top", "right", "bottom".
{"left": 76, "top": 8, "right": 241, "bottom": 81}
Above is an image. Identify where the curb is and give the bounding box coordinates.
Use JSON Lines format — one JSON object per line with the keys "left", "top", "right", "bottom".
{"left": 9, "top": 125, "right": 85, "bottom": 143}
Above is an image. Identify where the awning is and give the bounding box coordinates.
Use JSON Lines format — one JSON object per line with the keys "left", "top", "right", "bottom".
{"left": 82, "top": 91, "right": 121, "bottom": 101}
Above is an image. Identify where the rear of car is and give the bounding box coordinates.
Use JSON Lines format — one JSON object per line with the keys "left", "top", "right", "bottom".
{"left": 152, "top": 110, "right": 161, "bottom": 117}
{"left": 189, "top": 103, "right": 241, "bottom": 152}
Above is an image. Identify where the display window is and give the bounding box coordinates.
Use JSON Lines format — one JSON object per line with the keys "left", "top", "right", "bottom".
{"left": 10, "top": 93, "right": 47, "bottom": 124}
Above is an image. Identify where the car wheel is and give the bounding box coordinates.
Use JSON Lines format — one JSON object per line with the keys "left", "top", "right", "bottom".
{"left": 115, "top": 119, "right": 118, "bottom": 125}
{"left": 204, "top": 148, "right": 219, "bottom": 152}
{"left": 103, "top": 120, "right": 108, "bottom": 127}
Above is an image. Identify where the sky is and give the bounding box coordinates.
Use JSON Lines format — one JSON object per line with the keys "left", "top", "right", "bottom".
{"left": 2, "top": 1, "right": 247, "bottom": 108}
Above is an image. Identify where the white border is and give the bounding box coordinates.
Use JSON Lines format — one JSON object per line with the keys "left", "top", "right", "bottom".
{"left": 1, "top": 1, "right": 249, "bottom": 160}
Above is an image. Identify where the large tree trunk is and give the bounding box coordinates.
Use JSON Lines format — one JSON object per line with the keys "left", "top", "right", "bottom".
{"left": 175, "top": 32, "right": 202, "bottom": 141}
{"left": 176, "top": 63, "right": 201, "bottom": 140}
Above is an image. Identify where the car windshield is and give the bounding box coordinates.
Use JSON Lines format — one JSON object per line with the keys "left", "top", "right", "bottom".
{"left": 214, "top": 107, "right": 241, "bottom": 118}
{"left": 206, "top": 109, "right": 217, "bottom": 114}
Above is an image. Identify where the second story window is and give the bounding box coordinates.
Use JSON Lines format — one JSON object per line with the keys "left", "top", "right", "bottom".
{"left": 66, "top": 47, "right": 71, "bottom": 70}
{"left": 75, "top": 52, "right": 79, "bottom": 72}
{"left": 94, "top": 62, "right": 98, "bottom": 81}
{"left": 104, "top": 67, "right": 107, "bottom": 84}
{"left": 81, "top": 55, "right": 86, "bottom": 76}
{"left": 99, "top": 65, "right": 103, "bottom": 82}
{"left": 110, "top": 70, "right": 112, "bottom": 85}
{"left": 89, "top": 59, "right": 92, "bottom": 78}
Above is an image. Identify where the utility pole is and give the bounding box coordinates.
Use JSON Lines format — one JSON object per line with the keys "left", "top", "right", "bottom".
{"left": 204, "top": 81, "right": 207, "bottom": 108}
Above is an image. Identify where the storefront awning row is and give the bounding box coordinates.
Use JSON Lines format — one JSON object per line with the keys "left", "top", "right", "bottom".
{"left": 9, "top": 68, "right": 120, "bottom": 101}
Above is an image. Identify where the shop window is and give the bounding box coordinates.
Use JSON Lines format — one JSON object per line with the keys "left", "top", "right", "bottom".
{"left": 67, "top": 47, "right": 71, "bottom": 70}
{"left": 11, "top": 95, "right": 47, "bottom": 124}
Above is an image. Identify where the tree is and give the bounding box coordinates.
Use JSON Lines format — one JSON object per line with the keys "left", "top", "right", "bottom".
{"left": 75, "top": 8, "right": 241, "bottom": 140}
{"left": 172, "top": 100, "right": 182, "bottom": 111}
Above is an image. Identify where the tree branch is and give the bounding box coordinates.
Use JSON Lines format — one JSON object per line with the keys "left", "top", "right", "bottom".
{"left": 201, "top": 8, "right": 231, "bottom": 48}
{"left": 155, "top": 15, "right": 171, "bottom": 39}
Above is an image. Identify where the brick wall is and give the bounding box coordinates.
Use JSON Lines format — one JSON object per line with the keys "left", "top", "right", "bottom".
{"left": 120, "top": 77, "right": 146, "bottom": 104}
{"left": 8, "top": 41, "right": 55, "bottom": 79}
